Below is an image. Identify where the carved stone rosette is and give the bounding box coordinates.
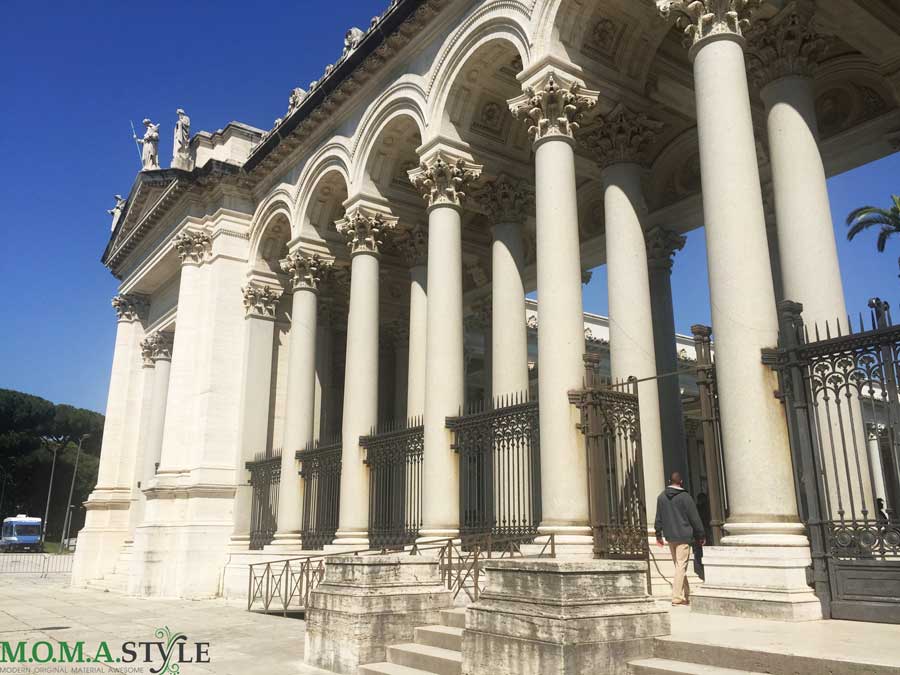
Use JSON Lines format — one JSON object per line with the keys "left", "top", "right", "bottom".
{"left": 508, "top": 72, "right": 599, "bottom": 143}
{"left": 141, "top": 331, "right": 174, "bottom": 366}
{"left": 745, "top": 0, "right": 827, "bottom": 91}
{"left": 335, "top": 208, "right": 397, "bottom": 256}
{"left": 173, "top": 230, "right": 212, "bottom": 265}
{"left": 476, "top": 175, "right": 533, "bottom": 225}
{"left": 656, "top": 0, "right": 760, "bottom": 52}
{"left": 242, "top": 283, "right": 283, "bottom": 318}
{"left": 645, "top": 226, "right": 687, "bottom": 272}
{"left": 582, "top": 106, "right": 665, "bottom": 169}
{"left": 111, "top": 293, "right": 149, "bottom": 323}
{"left": 400, "top": 225, "right": 428, "bottom": 268}
{"left": 280, "top": 252, "right": 333, "bottom": 293}
{"left": 408, "top": 155, "right": 482, "bottom": 209}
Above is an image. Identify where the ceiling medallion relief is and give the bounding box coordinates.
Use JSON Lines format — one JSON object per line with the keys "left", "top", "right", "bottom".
{"left": 583, "top": 16, "right": 629, "bottom": 67}
{"left": 815, "top": 81, "right": 890, "bottom": 139}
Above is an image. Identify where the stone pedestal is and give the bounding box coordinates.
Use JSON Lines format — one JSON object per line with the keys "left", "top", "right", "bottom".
{"left": 462, "top": 559, "right": 669, "bottom": 675}
{"left": 692, "top": 545, "right": 822, "bottom": 621}
{"left": 305, "top": 554, "right": 453, "bottom": 674}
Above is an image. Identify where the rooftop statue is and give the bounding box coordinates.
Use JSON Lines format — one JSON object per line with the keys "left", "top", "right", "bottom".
{"left": 287, "top": 87, "right": 307, "bottom": 114}
{"left": 135, "top": 118, "right": 160, "bottom": 171}
{"left": 343, "top": 27, "right": 365, "bottom": 57}
{"left": 171, "top": 108, "right": 192, "bottom": 170}
{"left": 107, "top": 195, "right": 126, "bottom": 232}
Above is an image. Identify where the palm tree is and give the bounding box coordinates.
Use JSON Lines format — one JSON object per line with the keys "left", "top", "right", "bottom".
{"left": 846, "top": 194, "right": 900, "bottom": 252}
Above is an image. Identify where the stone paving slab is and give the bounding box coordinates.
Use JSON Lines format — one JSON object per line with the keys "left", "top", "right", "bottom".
{"left": 0, "top": 575, "right": 332, "bottom": 675}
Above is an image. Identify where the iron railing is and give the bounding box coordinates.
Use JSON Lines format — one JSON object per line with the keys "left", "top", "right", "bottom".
{"left": 246, "top": 450, "right": 281, "bottom": 551}
{"left": 297, "top": 438, "right": 342, "bottom": 550}
{"left": 361, "top": 417, "right": 424, "bottom": 549}
{"left": 246, "top": 532, "right": 556, "bottom": 615}
{"left": 0, "top": 553, "right": 74, "bottom": 576}
{"left": 447, "top": 393, "right": 541, "bottom": 541}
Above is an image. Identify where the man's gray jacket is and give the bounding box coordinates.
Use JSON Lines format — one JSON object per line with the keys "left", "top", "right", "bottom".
{"left": 654, "top": 486, "right": 705, "bottom": 544}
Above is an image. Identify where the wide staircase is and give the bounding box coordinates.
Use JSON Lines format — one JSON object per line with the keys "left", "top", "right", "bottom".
{"left": 359, "top": 608, "right": 465, "bottom": 675}
{"left": 84, "top": 539, "right": 132, "bottom": 593}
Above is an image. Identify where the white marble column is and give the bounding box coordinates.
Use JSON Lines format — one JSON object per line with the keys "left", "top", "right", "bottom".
{"left": 480, "top": 176, "right": 531, "bottom": 398}
{"left": 315, "top": 302, "right": 336, "bottom": 440}
{"left": 645, "top": 227, "right": 689, "bottom": 482}
{"left": 230, "top": 282, "right": 283, "bottom": 549}
{"left": 746, "top": 1, "right": 847, "bottom": 326}
{"left": 333, "top": 208, "right": 395, "bottom": 545}
{"left": 410, "top": 153, "right": 481, "bottom": 540}
{"left": 391, "top": 325, "right": 410, "bottom": 422}
{"left": 402, "top": 227, "right": 428, "bottom": 419}
{"left": 140, "top": 332, "right": 174, "bottom": 486}
{"left": 269, "top": 253, "right": 332, "bottom": 550}
{"left": 658, "top": 0, "right": 820, "bottom": 620}
{"left": 509, "top": 70, "right": 598, "bottom": 546}
{"left": 583, "top": 107, "right": 667, "bottom": 525}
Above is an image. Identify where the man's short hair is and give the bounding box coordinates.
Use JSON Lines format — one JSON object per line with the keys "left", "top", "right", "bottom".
{"left": 670, "top": 471, "right": 683, "bottom": 485}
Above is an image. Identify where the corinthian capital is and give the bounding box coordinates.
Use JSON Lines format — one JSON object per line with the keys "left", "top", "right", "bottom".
{"left": 111, "top": 293, "right": 149, "bottom": 322}
{"left": 476, "top": 175, "right": 533, "bottom": 225}
{"left": 173, "top": 230, "right": 212, "bottom": 265}
{"left": 408, "top": 154, "right": 482, "bottom": 209}
{"left": 508, "top": 72, "right": 599, "bottom": 143}
{"left": 400, "top": 225, "right": 428, "bottom": 268}
{"left": 280, "top": 252, "right": 333, "bottom": 292}
{"left": 141, "top": 331, "right": 174, "bottom": 366}
{"left": 582, "top": 105, "right": 664, "bottom": 169}
{"left": 645, "top": 226, "right": 687, "bottom": 272}
{"left": 745, "top": 1, "right": 828, "bottom": 90}
{"left": 242, "top": 283, "right": 282, "bottom": 318}
{"left": 336, "top": 207, "right": 397, "bottom": 256}
{"left": 656, "top": 0, "right": 760, "bottom": 52}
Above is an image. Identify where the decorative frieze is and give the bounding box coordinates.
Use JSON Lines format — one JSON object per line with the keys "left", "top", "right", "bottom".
{"left": 141, "top": 331, "right": 174, "bottom": 366}
{"left": 336, "top": 208, "right": 397, "bottom": 256}
{"left": 645, "top": 226, "right": 687, "bottom": 272}
{"left": 508, "top": 72, "right": 598, "bottom": 143}
{"left": 656, "top": 0, "right": 760, "bottom": 51}
{"left": 400, "top": 226, "right": 428, "bottom": 268}
{"left": 111, "top": 293, "right": 149, "bottom": 323}
{"left": 476, "top": 175, "right": 533, "bottom": 225}
{"left": 242, "top": 283, "right": 283, "bottom": 318}
{"left": 408, "top": 155, "right": 482, "bottom": 209}
{"left": 173, "top": 230, "right": 212, "bottom": 265}
{"left": 582, "top": 105, "right": 664, "bottom": 169}
{"left": 745, "top": 1, "right": 828, "bottom": 90}
{"left": 280, "top": 252, "right": 333, "bottom": 293}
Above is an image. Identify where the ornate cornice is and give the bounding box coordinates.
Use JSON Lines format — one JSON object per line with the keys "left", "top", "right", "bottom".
{"left": 582, "top": 106, "right": 665, "bottom": 169}
{"left": 645, "top": 226, "right": 687, "bottom": 272}
{"left": 173, "top": 230, "right": 212, "bottom": 265}
{"left": 476, "top": 175, "right": 533, "bottom": 225}
{"left": 409, "top": 154, "right": 482, "bottom": 209}
{"left": 508, "top": 72, "right": 599, "bottom": 143}
{"left": 242, "top": 283, "right": 283, "bottom": 318}
{"left": 400, "top": 225, "right": 428, "bottom": 268}
{"left": 141, "top": 331, "right": 174, "bottom": 366}
{"left": 745, "top": 1, "right": 828, "bottom": 91}
{"left": 656, "top": 0, "right": 760, "bottom": 53}
{"left": 280, "top": 252, "right": 333, "bottom": 293}
{"left": 111, "top": 293, "right": 149, "bottom": 323}
{"left": 336, "top": 207, "right": 397, "bottom": 256}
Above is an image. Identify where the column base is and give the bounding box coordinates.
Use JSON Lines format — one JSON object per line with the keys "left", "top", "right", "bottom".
{"left": 691, "top": 545, "right": 823, "bottom": 622}
{"left": 227, "top": 535, "right": 251, "bottom": 553}
{"left": 328, "top": 530, "right": 370, "bottom": 552}
{"left": 521, "top": 524, "right": 594, "bottom": 558}
{"left": 416, "top": 528, "right": 459, "bottom": 544}
{"left": 263, "top": 532, "right": 304, "bottom": 553}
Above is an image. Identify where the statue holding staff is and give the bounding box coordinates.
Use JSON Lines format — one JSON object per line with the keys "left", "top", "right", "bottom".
{"left": 134, "top": 118, "right": 160, "bottom": 171}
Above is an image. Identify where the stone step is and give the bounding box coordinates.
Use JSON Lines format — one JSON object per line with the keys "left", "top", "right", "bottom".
{"left": 359, "top": 663, "right": 434, "bottom": 675}
{"left": 628, "top": 658, "right": 763, "bottom": 675}
{"left": 414, "top": 625, "right": 463, "bottom": 652}
{"left": 439, "top": 608, "right": 466, "bottom": 629}
{"left": 387, "top": 643, "right": 461, "bottom": 675}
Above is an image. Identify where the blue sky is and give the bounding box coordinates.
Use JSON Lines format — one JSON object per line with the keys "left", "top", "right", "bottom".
{"left": 0, "top": 1, "right": 898, "bottom": 413}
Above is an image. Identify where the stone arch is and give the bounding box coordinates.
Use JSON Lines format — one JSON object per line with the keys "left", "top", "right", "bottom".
{"left": 649, "top": 127, "right": 702, "bottom": 211}
{"left": 249, "top": 202, "right": 292, "bottom": 275}
{"left": 294, "top": 145, "right": 352, "bottom": 241}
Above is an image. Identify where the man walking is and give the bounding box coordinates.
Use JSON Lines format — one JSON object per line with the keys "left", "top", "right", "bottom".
{"left": 655, "top": 472, "right": 705, "bottom": 606}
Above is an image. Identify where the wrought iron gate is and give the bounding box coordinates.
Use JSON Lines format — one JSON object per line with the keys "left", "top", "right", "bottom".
{"left": 246, "top": 451, "right": 281, "bottom": 550}
{"left": 571, "top": 355, "right": 648, "bottom": 560}
{"left": 447, "top": 393, "right": 541, "bottom": 541}
{"left": 297, "top": 439, "right": 342, "bottom": 551}
{"left": 361, "top": 417, "right": 424, "bottom": 549}
{"left": 771, "top": 299, "right": 900, "bottom": 623}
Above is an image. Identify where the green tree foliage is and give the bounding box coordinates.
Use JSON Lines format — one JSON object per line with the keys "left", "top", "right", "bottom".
{"left": 0, "top": 389, "right": 104, "bottom": 539}
{"left": 846, "top": 195, "right": 900, "bottom": 252}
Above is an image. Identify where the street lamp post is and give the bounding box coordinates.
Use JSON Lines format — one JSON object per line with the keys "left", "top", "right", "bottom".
{"left": 41, "top": 446, "right": 59, "bottom": 547}
{"left": 60, "top": 434, "right": 88, "bottom": 553}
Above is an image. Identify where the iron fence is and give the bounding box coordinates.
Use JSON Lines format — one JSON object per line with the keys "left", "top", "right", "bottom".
{"left": 447, "top": 392, "right": 541, "bottom": 541}
{"left": 246, "top": 450, "right": 281, "bottom": 551}
{"left": 0, "top": 553, "right": 74, "bottom": 576}
{"left": 770, "top": 298, "right": 900, "bottom": 623}
{"left": 361, "top": 417, "right": 423, "bottom": 549}
{"left": 297, "top": 438, "right": 342, "bottom": 550}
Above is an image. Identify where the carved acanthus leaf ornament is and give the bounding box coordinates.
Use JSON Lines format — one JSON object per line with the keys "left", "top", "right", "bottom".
{"left": 336, "top": 208, "right": 397, "bottom": 255}
{"left": 745, "top": 1, "right": 828, "bottom": 90}
{"left": 242, "top": 283, "right": 283, "bottom": 318}
{"left": 280, "top": 252, "right": 333, "bottom": 292}
{"left": 173, "top": 230, "right": 212, "bottom": 265}
{"left": 409, "top": 155, "right": 482, "bottom": 208}
{"left": 111, "top": 293, "right": 150, "bottom": 322}
{"left": 476, "top": 175, "right": 533, "bottom": 225}
{"left": 582, "top": 106, "right": 664, "bottom": 168}
{"left": 401, "top": 226, "right": 428, "bottom": 268}
{"left": 508, "top": 72, "right": 599, "bottom": 142}
{"left": 656, "top": 0, "right": 760, "bottom": 51}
